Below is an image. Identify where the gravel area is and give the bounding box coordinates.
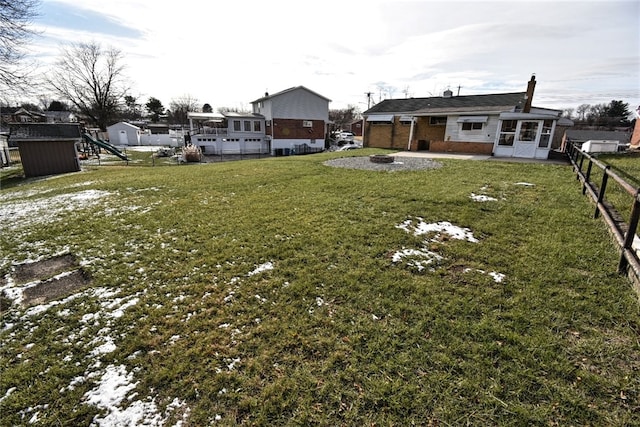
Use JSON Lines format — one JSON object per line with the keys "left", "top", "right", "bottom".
{"left": 324, "top": 155, "right": 443, "bottom": 171}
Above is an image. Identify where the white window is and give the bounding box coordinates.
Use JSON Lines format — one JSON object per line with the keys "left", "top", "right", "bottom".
{"left": 498, "top": 120, "right": 517, "bottom": 146}
{"left": 462, "top": 122, "right": 483, "bottom": 131}
{"left": 538, "top": 120, "right": 553, "bottom": 148}
{"left": 518, "top": 121, "right": 539, "bottom": 141}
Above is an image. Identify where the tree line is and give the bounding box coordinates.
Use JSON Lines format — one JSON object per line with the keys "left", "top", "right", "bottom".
{"left": 0, "top": 2, "right": 245, "bottom": 130}
{"left": 562, "top": 100, "right": 635, "bottom": 129}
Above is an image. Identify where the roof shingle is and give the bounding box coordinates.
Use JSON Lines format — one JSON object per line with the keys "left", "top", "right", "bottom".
{"left": 364, "top": 92, "right": 527, "bottom": 115}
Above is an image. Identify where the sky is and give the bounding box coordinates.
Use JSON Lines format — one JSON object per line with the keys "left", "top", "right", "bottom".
{"left": 27, "top": 0, "right": 640, "bottom": 115}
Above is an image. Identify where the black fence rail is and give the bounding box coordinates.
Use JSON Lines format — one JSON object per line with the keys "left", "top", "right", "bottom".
{"left": 566, "top": 143, "right": 640, "bottom": 295}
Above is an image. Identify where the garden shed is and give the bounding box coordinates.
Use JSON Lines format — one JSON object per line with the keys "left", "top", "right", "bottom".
{"left": 106, "top": 122, "right": 141, "bottom": 145}
{"left": 9, "top": 123, "right": 82, "bottom": 177}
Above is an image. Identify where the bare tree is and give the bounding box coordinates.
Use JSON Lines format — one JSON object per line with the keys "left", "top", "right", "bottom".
{"left": 329, "top": 105, "right": 361, "bottom": 132}
{"left": 169, "top": 94, "right": 199, "bottom": 125}
{"left": 576, "top": 104, "right": 589, "bottom": 122}
{"left": 47, "top": 41, "right": 128, "bottom": 130}
{"left": 0, "top": 0, "right": 41, "bottom": 99}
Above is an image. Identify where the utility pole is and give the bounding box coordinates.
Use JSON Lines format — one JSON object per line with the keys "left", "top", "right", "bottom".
{"left": 457, "top": 85, "right": 462, "bottom": 96}
{"left": 365, "top": 92, "right": 372, "bottom": 109}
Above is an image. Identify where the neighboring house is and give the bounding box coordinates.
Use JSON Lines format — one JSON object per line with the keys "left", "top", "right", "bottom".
{"left": 106, "top": 122, "right": 142, "bottom": 145}
{"left": 562, "top": 129, "right": 632, "bottom": 151}
{"left": 349, "top": 119, "right": 363, "bottom": 137}
{"left": 44, "top": 111, "right": 77, "bottom": 123}
{"left": 9, "top": 107, "right": 47, "bottom": 123}
{"left": 252, "top": 86, "right": 330, "bottom": 155}
{"left": 632, "top": 119, "right": 640, "bottom": 148}
{"left": 362, "top": 75, "right": 568, "bottom": 160}
{"left": 188, "top": 111, "right": 268, "bottom": 155}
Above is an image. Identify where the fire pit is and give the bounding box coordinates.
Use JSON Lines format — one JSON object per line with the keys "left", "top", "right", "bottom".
{"left": 369, "top": 154, "right": 394, "bottom": 164}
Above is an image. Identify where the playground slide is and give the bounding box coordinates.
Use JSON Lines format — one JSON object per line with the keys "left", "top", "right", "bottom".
{"left": 82, "top": 133, "right": 129, "bottom": 161}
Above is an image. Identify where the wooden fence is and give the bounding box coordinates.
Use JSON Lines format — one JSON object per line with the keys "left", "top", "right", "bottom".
{"left": 566, "top": 143, "right": 640, "bottom": 296}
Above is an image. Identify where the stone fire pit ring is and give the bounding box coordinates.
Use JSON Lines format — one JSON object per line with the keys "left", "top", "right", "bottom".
{"left": 369, "top": 154, "right": 395, "bottom": 164}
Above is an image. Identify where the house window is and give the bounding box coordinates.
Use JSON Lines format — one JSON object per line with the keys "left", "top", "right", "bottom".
{"left": 429, "top": 116, "right": 447, "bottom": 126}
{"left": 233, "top": 120, "right": 241, "bottom": 131}
{"left": 538, "top": 120, "right": 553, "bottom": 148}
{"left": 462, "top": 122, "right": 483, "bottom": 131}
{"left": 498, "top": 120, "right": 517, "bottom": 146}
{"left": 518, "top": 121, "right": 539, "bottom": 142}
{"left": 253, "top": 121, "right": 261, "bottom": 132}
{"left": 244, "top": 120, "right": 251, "bottom": 131}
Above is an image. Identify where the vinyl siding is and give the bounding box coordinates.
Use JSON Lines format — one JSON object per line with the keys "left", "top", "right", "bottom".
{"left": 270, "top": 88, "right": 329, "bottom": 121}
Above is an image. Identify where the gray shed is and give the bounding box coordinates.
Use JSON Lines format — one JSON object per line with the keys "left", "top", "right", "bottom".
{"left": 9, "top": 123, "right": 82, "bottom": 177}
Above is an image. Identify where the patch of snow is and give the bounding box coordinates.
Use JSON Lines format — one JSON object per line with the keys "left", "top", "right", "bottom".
{"left": 514, "top": 182, "right": 535, "bottom": 186}
{"left": 90, "top": 337, "right": 117, "bottom": 356}
{"left": 247, "top": 261, "right": 274, "bottom": 276}
{"left": 0, "top": 387, "right": 17, "bottom": 404}
{"left": 463, "top": 268, "right": 506, "bottom": 283}
{"left": 226, "top": 358, "right": 241, "bottom": 371}
{"left": 391, "top": 248, "right": 444, "bottom": 271}
{"left": 84, "top": 364, "right": 169, "bottom": 427}
{"left": 488, "top": 271, "right": 506, "bottom": 283}
{"left": 470, "top": 193, "right": 497, "bottom": 202}
{"left": 396, "top": 218, "right": 478, "bottom": 243}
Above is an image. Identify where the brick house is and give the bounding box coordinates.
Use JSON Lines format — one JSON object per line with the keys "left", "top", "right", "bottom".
{"left": 252, "top": 86, "right": 330, "bottom": 155}
{"left": 363, "top": 76, "right": 568, "bottom": 160}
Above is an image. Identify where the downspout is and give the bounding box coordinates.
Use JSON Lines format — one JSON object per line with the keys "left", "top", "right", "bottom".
{"left": 407, "top": 117, "right": 416, "bottom": 151}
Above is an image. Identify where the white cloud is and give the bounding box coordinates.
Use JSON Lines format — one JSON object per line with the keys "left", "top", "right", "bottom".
{"left": 27, "top": 0, "right": 640, "bottom": 111}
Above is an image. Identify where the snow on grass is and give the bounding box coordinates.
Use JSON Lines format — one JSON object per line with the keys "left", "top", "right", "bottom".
{"left": 391, "top": 248, "right": 443, "bottom": 272}
{"left": 0, "top": 189, "right": 113, "bottom": 230}
{"left": 396, "top": 217, "right": 479, "bottom": 243}
{"left": 392, "top": 217, "right": 476, "bottom": 272}
{"left": 83, "top": 364, "right": 188, "bottom": 427}
{"left": 463, "top": 268, "right": 507, "bottom": 283}
{"left": 470, "top": 193, "right": 498, "bottom": 202}
{"left": 247, "top": 261, "right": 274, "bottom": 276}
{"left": 515, "top": 182, "right": 535, "bottom": 186}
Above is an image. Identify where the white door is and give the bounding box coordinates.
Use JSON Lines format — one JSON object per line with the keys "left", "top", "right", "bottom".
{"left": 118, "top": 130, "right": 128, "bottom": 145}
{"left": 513, "top": 121, "right": 540, "bottom": 158}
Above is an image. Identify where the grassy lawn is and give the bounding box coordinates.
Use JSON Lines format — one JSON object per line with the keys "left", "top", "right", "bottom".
{"left": 1, "top": 149, "right": 639, "bottom": 426}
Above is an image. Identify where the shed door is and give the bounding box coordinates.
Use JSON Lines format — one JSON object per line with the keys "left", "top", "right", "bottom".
{"left": 513, "top": 121, "right": 540, "bottom": 158}
{"left": 119, "top": 130, "right": 128, "bottom": 145}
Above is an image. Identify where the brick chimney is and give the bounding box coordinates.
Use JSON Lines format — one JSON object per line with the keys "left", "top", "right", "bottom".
{"left": 523, "top": 75, "right": 536, "bottom": 113}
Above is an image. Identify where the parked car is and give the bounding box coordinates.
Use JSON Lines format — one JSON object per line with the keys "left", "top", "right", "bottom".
{"left": 333, "top": 131, "right": 355, "bottom": 142}
{"left": 337, "top": 143, "right": 361, "bottom": 151}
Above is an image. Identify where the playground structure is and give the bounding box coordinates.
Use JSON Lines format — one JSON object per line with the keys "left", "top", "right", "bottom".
{"left": 81, "top": 133, "right": 129, "bottom": 161}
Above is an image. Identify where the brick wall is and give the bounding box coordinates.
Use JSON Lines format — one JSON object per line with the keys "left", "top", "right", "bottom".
{"left": 429, "top": 140, "right": 494, "bottom": 154}
{"left": 271, "top": 118, "right": 325, "bottom": 140}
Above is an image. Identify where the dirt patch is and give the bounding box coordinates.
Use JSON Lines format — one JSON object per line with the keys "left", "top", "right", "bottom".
{"left": 22, "top": 269, "right": 92, "bottom": 306}
{"left": 6, "top": 254, "right": 93, "bottom": 306}
{"left": 13, "top": 254, "right": 78, "bottom": 284}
